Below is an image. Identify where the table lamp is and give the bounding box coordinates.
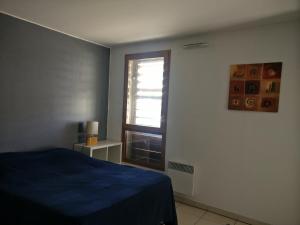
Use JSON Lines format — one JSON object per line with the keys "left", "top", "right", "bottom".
{"left": 86, "top": 121, "right": 99, "bottom": 145}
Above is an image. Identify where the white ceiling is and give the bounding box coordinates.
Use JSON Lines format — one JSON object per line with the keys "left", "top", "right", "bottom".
{"left": 0, "top": 0, "right": 299, "bottom": 47}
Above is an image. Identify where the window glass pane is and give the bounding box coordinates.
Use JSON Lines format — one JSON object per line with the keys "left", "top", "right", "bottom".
{"left": 125, "top": 130, "right": 162, "bottom": 167}
{"left": 137, "top": 91, "right": 162, "bottom": 97}
{"left": 126, "top": 57, "right": 164, "bottom": 127}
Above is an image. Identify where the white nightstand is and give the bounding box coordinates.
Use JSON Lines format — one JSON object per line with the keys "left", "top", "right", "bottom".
{"left": 73, "top": 140, "right": 122, "bottom": 164}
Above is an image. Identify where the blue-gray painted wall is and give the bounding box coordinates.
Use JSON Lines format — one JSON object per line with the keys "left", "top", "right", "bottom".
{"left": 0, "top": 13, "right": 110, "bottom": 152}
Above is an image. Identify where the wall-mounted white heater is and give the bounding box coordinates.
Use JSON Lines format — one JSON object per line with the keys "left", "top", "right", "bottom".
{"left": 167, "top": 161, "right": 195, "bottom": 196}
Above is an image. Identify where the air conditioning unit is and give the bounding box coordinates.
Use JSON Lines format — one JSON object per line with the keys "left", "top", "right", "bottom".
{"left": 167, "top": 161, "right": 195, "bottom": 196}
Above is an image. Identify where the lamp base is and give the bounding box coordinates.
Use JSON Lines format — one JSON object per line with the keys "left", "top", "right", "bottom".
{"left": 86, "top": 136, "right": 98, "bottom": 145}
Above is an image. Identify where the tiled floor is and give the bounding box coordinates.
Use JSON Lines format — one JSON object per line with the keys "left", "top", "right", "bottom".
{"left": 175, "top": 202, "right": 250, "bottom": 225}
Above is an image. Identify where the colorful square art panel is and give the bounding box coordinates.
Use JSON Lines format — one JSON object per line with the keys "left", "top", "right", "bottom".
{"left": 263, "top": 63, "right": 282, "bottom": 79}
{"left": 260, "top": 97, "right": 279, "bottom": 112}
{"left": 228, "top": 95, "right": 244, "bottom": 110}
{"left": 244, "top": 96, "right": 259, "bottom": 111}
{"left": 246, "top": 64, "right": 262, "bottom": 80}
{"left": 245, "top": 80, "right": 260, "bottom": 95}
{"left": 229, "top": 80, "right": 245, "bottom": 95}
{"left": 228, "top": 62, "right": 282, "bottom": 112}
{"left": 230, "top": 64, "right": 246, "bottom": 79}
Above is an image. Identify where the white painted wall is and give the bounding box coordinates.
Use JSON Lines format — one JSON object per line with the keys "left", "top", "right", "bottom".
{"left": 107, "top": 20, "right": 300, "bottom": 225}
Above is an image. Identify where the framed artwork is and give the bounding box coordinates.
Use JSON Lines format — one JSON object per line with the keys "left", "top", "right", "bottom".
{"left": 228, "top": 62, "right": 282, "bottom": 112}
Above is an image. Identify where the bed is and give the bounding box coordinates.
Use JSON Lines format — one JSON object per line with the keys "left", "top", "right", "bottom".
{"left": 0, "top": 148, "right": 177, "bottom": 225}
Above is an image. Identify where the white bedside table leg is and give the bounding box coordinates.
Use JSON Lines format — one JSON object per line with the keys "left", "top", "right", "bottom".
{"left": 119, "top": 143, "right": 122, "bottom": 164}
{"left": 106, "top": 147, "right": 109, "bottom": 161}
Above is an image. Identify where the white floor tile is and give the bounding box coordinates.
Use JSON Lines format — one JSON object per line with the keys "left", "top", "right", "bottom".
{"left": 176, "top": 203, "right": 206, "bottom": 225}
{"left": 177, "top": 211, "right": 200, "bottom": 225}
{"left": 196, "top": 219, "right": 224, "bottom": 225}
{"left": 196, "top": 212, "right": 235, "bottom": 225}
{"left": 176, "top": 201, "right": 184, "bottom": 208}
{"left": 179, "top": 204, "right": 206, "bottom": 217}
{"left": 236, "top": 221, "right": 249, "bottom": 225}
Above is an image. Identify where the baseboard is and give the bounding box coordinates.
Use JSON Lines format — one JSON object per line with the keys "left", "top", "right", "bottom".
{"left": 174, "top": 192, "right": 270, "bottom": 225}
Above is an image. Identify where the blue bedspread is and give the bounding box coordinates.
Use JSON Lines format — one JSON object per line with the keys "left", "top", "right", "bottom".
{"left": 0, "top": 148, "right": 177, "bottom": 225}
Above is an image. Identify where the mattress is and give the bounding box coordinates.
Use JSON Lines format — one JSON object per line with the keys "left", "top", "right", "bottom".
{"left": 0, "top": 148, "right": 177, "bottom": 225}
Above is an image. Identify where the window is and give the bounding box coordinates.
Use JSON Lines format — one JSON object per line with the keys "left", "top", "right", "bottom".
{"left": 122, "top": 50, "right": 170, "bottom": 170}
{"left": 126, "top": 57, "right": 164, "bottom": 127}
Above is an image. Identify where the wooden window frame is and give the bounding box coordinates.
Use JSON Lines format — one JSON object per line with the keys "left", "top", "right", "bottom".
{"left": 121, "top": 50, "right": 171, "bottom": 171}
